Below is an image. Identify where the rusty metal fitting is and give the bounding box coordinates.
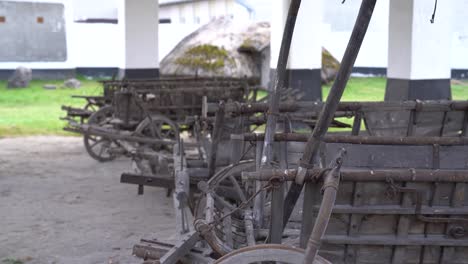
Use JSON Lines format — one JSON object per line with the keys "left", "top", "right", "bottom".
{"left": 269, "top": 175, "right": 287, "bottom": 188}
{"left": 321, "top": 169, "right": 341, "bottom": 193}
{"left": 295, "top": 166, "right": 308, "bottom": 185}
{"left": 193, "top": 218, "right": 211, "bottom": 235}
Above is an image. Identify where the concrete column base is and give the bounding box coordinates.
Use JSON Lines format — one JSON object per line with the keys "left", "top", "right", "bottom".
{"left": 385, "top": 78, "right": 451, "bottom": 101}
{"left": 118, "top": 68, "right": 160, "bottom": 79}
{"left": 270, "top": 68, "right": 322, "bottom": 101}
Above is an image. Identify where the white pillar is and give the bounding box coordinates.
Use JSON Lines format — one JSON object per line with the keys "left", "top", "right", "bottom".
{"left": 386, "top": 0, "right": 452, "bottom": 100}
{"left": 119, "top": 0, "right": 159, "bottom": 79}
{"left": 270, "top": 0, "right": 323, "bottom": 101}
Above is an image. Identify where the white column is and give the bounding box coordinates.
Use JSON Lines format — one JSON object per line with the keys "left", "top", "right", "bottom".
{"left": 289, "top": 0, "right": 322, "bottom": 73}
{"left": 119, "top": 0, "right": 159, "bottom": 79}
{"left": 270, "top": 0, "right": 323, "bottom": 101}
{"left": 386, "top": 0, "right": 452, "bottom": 100}
{"left": 270, "top": 0, "right": 290, "bottom": 70}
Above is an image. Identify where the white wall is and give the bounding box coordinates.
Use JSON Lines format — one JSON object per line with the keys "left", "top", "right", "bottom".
{"left": 289, "top": 0, "right": 322, "bottom": 70}
{"left": 269, "top": 0, "right": 289, "bottom": 69}
{"left": 0, "top": 0, "right": 75, "bottom": 69}
{"left": 244, "top": 0, "right": 270, "bottom": 22}
{"left": 323, "top": 0, "right": 389, "bottom": 69}
{"left": 72, "top": 23, "right": 121, "bottom": 67}
{"left": 159, "top": 0, "right": 250, "bottom": 25}
{"left": 121, "top": 0, "right": 159, "bottom": 69}
{"left": 1, "top": 0, "right": 468, "bottom": 74}
{"left": 159, "top": 23, "right": 200, "bottom": 60}
{"left": 449, "top": 0, "right": 468, "bottom": 70}
{"left": 323, "top": 0, "right": 468, "bottom": 74}
{"left": 72, "top": 0, "right": 118, "bottom": 20}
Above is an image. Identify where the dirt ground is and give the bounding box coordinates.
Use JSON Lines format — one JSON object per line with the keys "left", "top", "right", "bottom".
{"left": 0, "top": 136, "right": 177, "bottom": 264}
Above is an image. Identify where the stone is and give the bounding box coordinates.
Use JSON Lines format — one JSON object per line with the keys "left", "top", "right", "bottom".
{"left": 43, "top": 84, "right": 57, "bottom": 90}
{"left": 7, "top": 66, "right": 32, "bottom": 88}
{"left": 64, "top": 78, "right": 81, "bottom": 89}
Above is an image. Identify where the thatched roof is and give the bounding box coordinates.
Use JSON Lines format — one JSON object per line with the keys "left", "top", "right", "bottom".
{"left": 160, "top": 17, "right": 270, "bottom": 78}
{"left": 160, "top": 17, "right": 340, "bottom": 84}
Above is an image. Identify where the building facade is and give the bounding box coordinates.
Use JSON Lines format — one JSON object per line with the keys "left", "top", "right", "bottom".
{"left": 0, "top": 0, "right": 467, "bottom": 80}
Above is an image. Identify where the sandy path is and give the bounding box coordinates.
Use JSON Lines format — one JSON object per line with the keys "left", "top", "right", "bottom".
{"left": 0, "top": 136, "right": 176, "bottom": 264}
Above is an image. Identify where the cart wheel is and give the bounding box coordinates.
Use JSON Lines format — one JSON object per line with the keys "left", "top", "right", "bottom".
{"left": 194, "top": 160, "right": 262, "bottom": 253}
{"left": 131, "top": 115, "right": 179, "bottom": 191}
{"left": 83, "top": 106, "right": 119, "bottom": 162}
{"left": 134, "top": 115, "right": 180, "bottom": 151}
{"left": 214, "top": 244, "right": 330, "bottom": 264}
{"left": 84, "top": 102, "right": 98, "bottom": 113}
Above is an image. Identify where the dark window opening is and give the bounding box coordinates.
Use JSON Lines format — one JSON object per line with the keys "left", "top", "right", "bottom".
{"left": 37, "top": 17, "right": 44, "bottom": 24}
{"left": 75, "top": 18, "right": 118, "bottom": 24}
{"left": 0, "top": 16, "right": 5, "bottom": 23}
{"left": 159, "top": 18, "right": 171, "bottom": 24}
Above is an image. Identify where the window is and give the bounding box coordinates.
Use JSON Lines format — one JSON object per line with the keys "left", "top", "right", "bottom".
{"left": 0, "top": 16, "right": 5, "bottom": 23}
{"left": 159, "top": 18, "right": 171, "bottom": 24}
{"left": 37, "top": 17, "right": 44, "bottom": 24}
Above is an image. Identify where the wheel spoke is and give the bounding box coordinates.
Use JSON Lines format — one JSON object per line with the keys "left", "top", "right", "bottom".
{"left": 89, "top": 138, "right": 107, "bottom": 149}
{"left": 229, "top": 175, "right": 247, "bottom": 202}
{"left": 87, "top": 135, "right": 98, "bottom": 142}
{"left": 97, "top": 144, "right": 106, "bottom": 157}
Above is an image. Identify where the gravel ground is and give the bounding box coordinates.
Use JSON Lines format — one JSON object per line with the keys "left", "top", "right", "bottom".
{"left": 0, "top": 136, "right": 176, "bottom": 264}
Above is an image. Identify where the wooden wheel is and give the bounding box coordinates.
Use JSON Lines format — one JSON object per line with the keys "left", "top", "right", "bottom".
{"left": 131, "top": 115, "right": 179, "bottom": 177}
{"left": 83, "top": 106, "right": 119, "bottom": 162}
{"left": 194, "top": 161, "right": 263, "bottom": 253}
{"left": 134, "top": 115, "right": 179, "bottom": 151}
{"left": 84, "top": 102, "right": 98, "bottom": 113}
{"left": 214, "top": 244, "right": 330, "bottom": 264}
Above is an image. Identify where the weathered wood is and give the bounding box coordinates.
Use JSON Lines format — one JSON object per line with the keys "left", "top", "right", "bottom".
{"left": 210, "top": 100, "right": 468, "bottom": 115}
{"left": 235, "top": 133, "right": 468, "bottom": 146}
{"left": 159, "top": 231, "right": 200, "bottom": 264}
{"left": 64, "top": 124, "right": 176, "bottom": 145}
{"left": 258, "top": 0, "right": 301, "bottom": 182}
{"left": 243, "top": 168, "right": 468, "bottom": 183}
{"left": 208, "top": 102, "right": 226, "bottom": 178}
{"left": 253, "top": 141, "right": 265, "bottom": 228}
{"left": 120, "top": 173, "right": 175, "bottom": 189}
{"left": 222, "top": 208, "right": 234, "bottom": 249}
{"left": 310, "top": 204, "right": 468, "bottom": 215}
{"left": 322, "top": 235, "right": 468, "bottom": 246}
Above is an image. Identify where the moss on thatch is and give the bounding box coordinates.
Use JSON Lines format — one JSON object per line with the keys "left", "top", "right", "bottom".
{"left": 175, "top": 44, "right": 234, "bottom": 75}
{"left": 322, "top": 48, "right": 340, "bottom": 72}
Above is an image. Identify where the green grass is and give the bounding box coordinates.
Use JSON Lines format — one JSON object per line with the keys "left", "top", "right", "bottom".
{"left": 0, "top": 77, "right": 467, "bottom": 137}
{"left": 324, "top": 77, "right": 468, "bottom": 101}
{"left": 323, "top": 77, "right": 468, "bottom": 132}
{"left": 0, "top": 78, "right": 102, "bottom": 137}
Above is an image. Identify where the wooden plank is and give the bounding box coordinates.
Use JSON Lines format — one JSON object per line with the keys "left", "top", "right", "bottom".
{"left": 440, "top": 182, "right": 466, "bottom": 263}
{"left": 222, "top": 208, "right": 234, "bottom": 249}
{"left": 323, "top": 235, "right": 468, "bottom": 246}
{"left": 300, "top": 182, "right": 319, "bottom": 248}
{"left": 120, "top": 173, "right": 175, "bottom": 189}
{"left": 159, "top": 231, "right": 200, "bottom": 264}
{"left": 391, "top": 182, "right": 413, "bottom": 264}
{"left": 345, "top": 182, "right": 364, "bottom": 263}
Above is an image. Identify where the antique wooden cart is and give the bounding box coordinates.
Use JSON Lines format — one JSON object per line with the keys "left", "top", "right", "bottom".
{"left": 127, "top": 0, "right": 468, "bottom": 263}
{"left": 62, "top": 77, "right": 258, "bottom": 162}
